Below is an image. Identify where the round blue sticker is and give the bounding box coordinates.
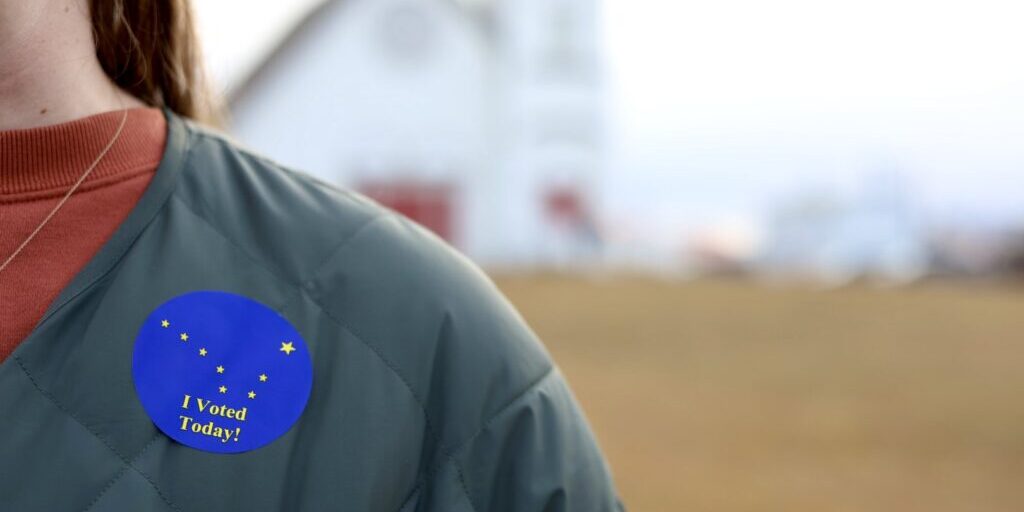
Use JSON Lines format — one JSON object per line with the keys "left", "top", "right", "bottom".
{"left": 132, "top": 290, "right": 313, "bottom": 453}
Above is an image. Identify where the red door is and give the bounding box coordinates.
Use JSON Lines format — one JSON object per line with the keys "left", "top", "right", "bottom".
{"left": 358, "top": 181, "right": 455, "bottom": 243}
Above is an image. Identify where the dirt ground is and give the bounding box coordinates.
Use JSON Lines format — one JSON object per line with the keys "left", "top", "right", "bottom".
{"left": 493, "top": 275, "right": 1024, "bottom": 512}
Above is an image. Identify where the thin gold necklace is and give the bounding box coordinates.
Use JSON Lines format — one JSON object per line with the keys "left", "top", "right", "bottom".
{"left": 0, "top": 107, "right": 129, "bottom": 274}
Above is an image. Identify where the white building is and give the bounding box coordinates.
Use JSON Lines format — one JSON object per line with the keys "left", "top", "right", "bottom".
{"left": 228, "top": 0, "right": 606, "bottom": 268}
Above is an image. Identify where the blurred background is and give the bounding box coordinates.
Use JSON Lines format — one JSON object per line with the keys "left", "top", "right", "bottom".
{"left": 195, "top": 0, "right": 1024, "bottom": 509}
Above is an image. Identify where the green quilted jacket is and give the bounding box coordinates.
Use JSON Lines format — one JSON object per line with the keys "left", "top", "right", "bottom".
{"left": 0, "top": 109, "right": 622, "bottom": 511}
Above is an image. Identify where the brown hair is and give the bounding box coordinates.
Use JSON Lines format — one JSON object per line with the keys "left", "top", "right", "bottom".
{"left": 90, "top": 0, "right": 221, "bottom": 125}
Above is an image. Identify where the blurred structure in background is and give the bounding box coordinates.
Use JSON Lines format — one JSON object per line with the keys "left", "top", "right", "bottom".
{"left": 210, "top": 0, "right": 1024, "bottom": 284}
{"left": 228, "top": 0, "right": 605, "bottom": 269}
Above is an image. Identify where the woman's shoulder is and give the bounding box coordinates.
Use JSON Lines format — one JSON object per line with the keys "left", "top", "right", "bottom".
{"left": 171, "top": 117, "right": 513, "bottom": 311}
{"left": 171, "top": 118, "right": 384, "bottom": 280}
{"left": 171, "top": 117, "right": 556, "bottom": 446}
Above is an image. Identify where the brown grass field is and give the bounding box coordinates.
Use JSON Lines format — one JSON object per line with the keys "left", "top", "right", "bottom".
{"left": 494, "top": 275, "right": 1024, "bottom": 512}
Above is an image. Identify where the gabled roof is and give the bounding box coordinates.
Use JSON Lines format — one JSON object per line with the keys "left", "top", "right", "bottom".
{"left": 227, "top": 0, "right": 345, "bottom": 109}
{"left": 227, "top": 0, "right": 495, "bottom": 110}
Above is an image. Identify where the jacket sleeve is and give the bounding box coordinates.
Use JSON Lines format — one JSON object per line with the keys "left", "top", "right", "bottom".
{"left": 423, "top": 366, "right": 625, "bottom": 512}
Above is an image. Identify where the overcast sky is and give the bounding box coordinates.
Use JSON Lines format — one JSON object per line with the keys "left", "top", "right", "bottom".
{"left": 195, "top": 0, "right": 1024, "bottom": 237}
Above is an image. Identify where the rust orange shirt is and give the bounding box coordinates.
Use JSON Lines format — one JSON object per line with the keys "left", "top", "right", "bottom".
{"left": 0, "top": 108, "right": 167, "bottom": 361}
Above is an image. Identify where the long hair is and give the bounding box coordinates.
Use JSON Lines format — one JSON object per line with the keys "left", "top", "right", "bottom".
{"left": 90, "top": 0, "right": 221, "bottom": 125}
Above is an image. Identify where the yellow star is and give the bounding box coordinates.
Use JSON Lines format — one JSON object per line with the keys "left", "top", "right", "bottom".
{"left": 247, "top": 391, "right": 256, "bottom": 399}
{"left": 216, "top": 365, "right": 225, "bottom": 374}
{"left": 161, "top": 319, "right": 170, "bottom": 328}
{"left": 279, "top": 341, "right": 296, "bottom": 355}
{"left": 259, "top": 374, "right": 268, "bottom": 382}
{"left": 218, "top": 385, "right": 227, "bottom": 394}
{"left": 180, "top": 333, "right": 188, "bottom": 342}
{"left": 199, "top": 348, "right": 208, "bottom": 357}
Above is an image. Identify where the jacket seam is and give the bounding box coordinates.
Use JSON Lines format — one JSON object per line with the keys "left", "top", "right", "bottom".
{"left": 169, "top": 131, "right": 390, "bottom": 296}
{"left": 398, "top": 455, "right": 482, "bottom": 512}
{"left": 81, "top": 433, "right": 164, "bottom": 512}
{"left": 397, "top": 365, "right": 557, "bottom": 512}
{"left": 297, "top": 213, "right": 391, "bottom": 290}
{"left": 170, "top": 160, "right": 292, "bottom": 285}
{"left": 12, "top": 356, "right": 180, "bottom": 512}
{"left": 169, "top": 191, "right": 386, "bottom": 312}
{"left": 449, "top": 364, "right": 557, "bottom": 458}
{"left": 278, "top": 213, "right": 391, "bottom": 316}
{"left": 395, "top": 485, "right": 420, "bottom": 512}
{"left": 300, "top": 295, "right": 478, "bottom": 512}
{"left": 188, "top": 128, "right": 380, "bottom": 214}
{"left": 446, "top": 365, "right": 558, "bottom": 509}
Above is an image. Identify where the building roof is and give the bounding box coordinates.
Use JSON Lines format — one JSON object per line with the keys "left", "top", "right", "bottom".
{"left": 226, "top": 0, "right": 494, "bottom": 110}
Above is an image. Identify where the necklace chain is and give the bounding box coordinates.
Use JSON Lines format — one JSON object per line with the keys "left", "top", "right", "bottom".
{"left": 0, "top": 107, "right": 130, "bottom": 274}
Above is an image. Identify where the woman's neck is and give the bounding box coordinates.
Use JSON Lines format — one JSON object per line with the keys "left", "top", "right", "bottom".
{"left": 0, "top": 0, "right": 145, "bottom": 131}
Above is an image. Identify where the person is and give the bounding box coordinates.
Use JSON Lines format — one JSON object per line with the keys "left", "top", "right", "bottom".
{"left": 0, "top": 0, "right": 623, "bottom": 510}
